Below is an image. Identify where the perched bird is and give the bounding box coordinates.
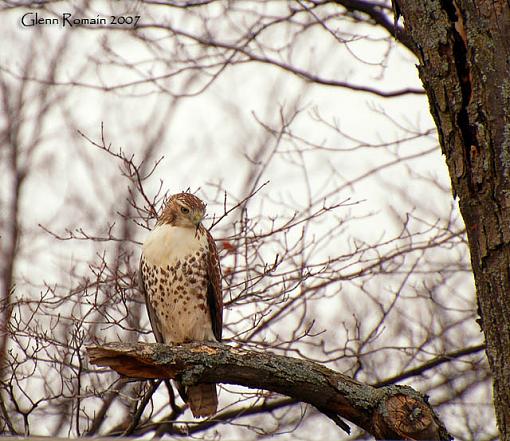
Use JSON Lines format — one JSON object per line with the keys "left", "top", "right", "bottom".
{"left": 139, "top": 192, "right": 222, "bottom": 417}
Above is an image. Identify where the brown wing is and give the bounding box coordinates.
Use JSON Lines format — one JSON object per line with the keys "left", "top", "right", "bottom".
{"left": 206, "top": 229, "right": 223, "bottom": 341}
{"left": 139, "top": 256, "right": 164, "bottom": 344}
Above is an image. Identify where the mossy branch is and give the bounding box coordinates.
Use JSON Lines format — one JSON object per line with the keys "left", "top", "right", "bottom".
{"left": 86, "top": 342, "right": 452, "bottom": 440}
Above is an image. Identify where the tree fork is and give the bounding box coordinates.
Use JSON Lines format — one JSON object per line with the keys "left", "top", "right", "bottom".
{"left": 87, "top": 342, "right": 451, "bottom": 440}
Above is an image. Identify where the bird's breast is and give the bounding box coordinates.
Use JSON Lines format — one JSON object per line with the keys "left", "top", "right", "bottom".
{"left": 141, "top": 224, "right": 214, "bottom": 344}
{"left": 142, "top": 224, "right": 207, "bottom": 266}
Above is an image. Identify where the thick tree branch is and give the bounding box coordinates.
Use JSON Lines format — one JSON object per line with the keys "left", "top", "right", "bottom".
{"left": 87, "top": 342, "right": 452, "bottom": 440}
{"left": 332, "top": 0, "right": 417, "bottom": 54}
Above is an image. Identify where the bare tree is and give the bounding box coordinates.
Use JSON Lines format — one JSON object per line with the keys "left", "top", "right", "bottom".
{"left": 393, "top": 2, "right": 510, "bottom": 440}
{"left": 0, "top": 1, "right": 495, "bottom": 440}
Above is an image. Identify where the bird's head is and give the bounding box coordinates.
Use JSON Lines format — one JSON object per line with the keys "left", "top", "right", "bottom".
{"left": 159, "top": 192, "right": 206, "bottom": 228}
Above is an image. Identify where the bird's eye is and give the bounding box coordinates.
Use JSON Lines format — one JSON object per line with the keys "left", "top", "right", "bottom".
{"left": 181, "top": 207, "right": 190, "bottom": 214}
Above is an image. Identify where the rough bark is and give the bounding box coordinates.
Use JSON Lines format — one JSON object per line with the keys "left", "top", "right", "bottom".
{"left": 393, "top": 1, "right": 510, "bottom": 439}
{"left": 87, "top": 342, "right": 451, "bottom": 440}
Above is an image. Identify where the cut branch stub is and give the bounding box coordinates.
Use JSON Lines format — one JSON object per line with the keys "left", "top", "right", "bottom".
{"left": 87, "top": 342, "right": 451, "bottom": 440}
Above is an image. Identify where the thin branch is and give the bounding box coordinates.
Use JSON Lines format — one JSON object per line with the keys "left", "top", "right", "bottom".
{"left": 375, "top": 343, "right": 486, "bottom": 387}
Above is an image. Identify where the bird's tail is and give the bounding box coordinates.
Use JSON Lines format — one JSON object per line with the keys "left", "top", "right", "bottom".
{"left": 187, "top": 383, "right": 218, "bottom": 418}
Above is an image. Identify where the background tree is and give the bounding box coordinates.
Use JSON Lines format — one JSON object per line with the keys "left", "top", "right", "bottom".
{"left": 0, "top": 1, "right": 496, "bottom": 439}
{"left": 393, "top": 2, "right": 510, "bottom": 439}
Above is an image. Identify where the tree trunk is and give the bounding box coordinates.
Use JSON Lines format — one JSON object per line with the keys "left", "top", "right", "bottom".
{"left": 394, "top": 1, "right": 510, "bottom": 439}
{"left": 87, "top": 342, "right": 452, "bottom": 440}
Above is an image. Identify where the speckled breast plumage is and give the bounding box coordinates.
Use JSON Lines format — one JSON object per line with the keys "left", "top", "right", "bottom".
{"left": 140, "top": 224, "right": 216, "bottom": 344}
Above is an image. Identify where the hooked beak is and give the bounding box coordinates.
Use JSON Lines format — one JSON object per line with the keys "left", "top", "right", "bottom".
{"left": 192, "top": 212, "right": 204, "bottom": 227}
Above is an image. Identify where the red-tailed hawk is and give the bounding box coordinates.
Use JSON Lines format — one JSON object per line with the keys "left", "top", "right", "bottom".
{"left": 139, "top": 192, "right": 222, "bottom": 417}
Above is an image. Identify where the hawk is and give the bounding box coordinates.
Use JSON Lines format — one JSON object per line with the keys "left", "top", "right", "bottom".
{"left": 139, "top": 192, "right": 222, "bottom": 417}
